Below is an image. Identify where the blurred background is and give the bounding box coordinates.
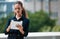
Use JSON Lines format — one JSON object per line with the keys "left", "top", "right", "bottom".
{"left": 0, "top": 0, "right": 60, "bottom": 33}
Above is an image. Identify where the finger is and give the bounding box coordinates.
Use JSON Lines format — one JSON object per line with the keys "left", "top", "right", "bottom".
{"left": 18, "top": 24, "right": 21, "bottom": 26}
{"left": 16, "top": 24, "right": 19, "bottom": 27}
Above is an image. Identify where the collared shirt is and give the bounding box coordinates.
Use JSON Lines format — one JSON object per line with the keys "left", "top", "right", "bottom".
{"left": 4, "top": 15, "right": 29, "bottom": 37}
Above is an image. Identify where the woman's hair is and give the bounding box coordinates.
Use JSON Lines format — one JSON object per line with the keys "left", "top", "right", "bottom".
{"left": 14, "top": 1, "right": 28, "bottom": 18}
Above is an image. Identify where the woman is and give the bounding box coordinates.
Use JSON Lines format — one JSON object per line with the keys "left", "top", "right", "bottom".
{"left": 4, "top": 1, "right": 29, "bottom": 39}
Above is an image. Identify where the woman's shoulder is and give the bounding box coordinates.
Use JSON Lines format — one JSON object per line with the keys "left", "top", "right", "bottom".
{"left": 23, "top": 17, "right": 30, "bottom": 23}
{"left": 8, "top": 16, "right": 15, "bottom": 21}
{"left": 22, "top": 15, "right": 29, "bottom": 20}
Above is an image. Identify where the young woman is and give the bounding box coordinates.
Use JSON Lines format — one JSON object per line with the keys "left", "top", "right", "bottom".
{"left": 4, "top": 1, "right": 29, "bottom": 39}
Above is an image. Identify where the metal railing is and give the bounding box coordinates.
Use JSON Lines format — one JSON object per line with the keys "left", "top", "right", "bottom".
{"left": 0, "top": 32, "right": 60, "bottom": 39}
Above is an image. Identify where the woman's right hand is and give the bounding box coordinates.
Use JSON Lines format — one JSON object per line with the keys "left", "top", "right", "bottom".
{"left": 6, "top": 25, "right": 11, "bottom": 32}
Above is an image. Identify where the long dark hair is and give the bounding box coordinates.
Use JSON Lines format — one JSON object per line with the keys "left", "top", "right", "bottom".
{"left": 14, "top": 1, "right": 28, "bottom": 18}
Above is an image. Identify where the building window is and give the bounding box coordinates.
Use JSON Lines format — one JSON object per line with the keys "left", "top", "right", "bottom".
{"left": 0, "top": 4, "right": 6, "bottom": 12}
{"left": 50, "top": 0, "right": 58, "bottom": 1}
{"left": 12, "top": 5, "right": 14, "bottom": 11}
{"left": 0, "top": 4, "right": 3, "bottom": 12}
{"left": 50, "top": 12, "right": 58, "bottom": 19}
{"left": 38, "top": 0, "right": 44, "bottom": 2}
{"left": 4, "top": 5, "right": 7, "bottom": 12}
{"left": 0, "top": 0, "right": 5, "bottom": 1}
{"left": 38, "top": 0, "right": 41, "bottom": 1}
{"left": 24, "top": 0, "right": 31, "bottom": 2}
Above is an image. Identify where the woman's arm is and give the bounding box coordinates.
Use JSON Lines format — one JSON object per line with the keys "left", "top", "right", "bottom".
{"left": 4, "top": 19, "right": 11, "bottom": 35}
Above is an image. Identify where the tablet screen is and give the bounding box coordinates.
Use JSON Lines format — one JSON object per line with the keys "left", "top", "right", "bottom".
{"left": 10, "top": 20, "right": 23, "bottom": 30}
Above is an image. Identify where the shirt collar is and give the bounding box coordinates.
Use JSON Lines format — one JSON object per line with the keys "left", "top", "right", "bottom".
{"left": 13, "top": 15, "right": 24, "bottom": 21}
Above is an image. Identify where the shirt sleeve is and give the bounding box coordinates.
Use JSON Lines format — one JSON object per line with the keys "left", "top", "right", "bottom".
{"left": 4, "top": 18, "right": 11, "bottom": 35}
{"left": 23, "top": 18, "right": 30, "bottom": 37}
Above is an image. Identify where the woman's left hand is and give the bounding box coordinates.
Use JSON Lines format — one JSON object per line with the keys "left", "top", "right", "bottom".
{"left": 16, "top": 24, "right": 24, "bottom": 35}
{"left": 16, "top": 24, "right": 23, "bottom": 30}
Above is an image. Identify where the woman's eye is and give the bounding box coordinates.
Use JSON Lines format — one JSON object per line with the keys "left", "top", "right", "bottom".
{"left": 18, "top": 8, "right": 20, "bottom": 10}
{"left": 15, "top": 8, "right": 20, "bottom": 10}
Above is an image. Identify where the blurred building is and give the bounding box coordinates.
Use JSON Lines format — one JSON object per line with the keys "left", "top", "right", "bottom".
{"left": 0, "top": 0, "right": 59, "bottom": 25}
{"left": 0, "top": 0, "right": 14, "bottom": 18}
{"left": 0, "top": 0, "right": 23, "bottom": 18}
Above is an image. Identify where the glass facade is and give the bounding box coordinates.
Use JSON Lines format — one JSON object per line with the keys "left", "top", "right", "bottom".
{"left": 24, "top": 0, "right": 31, "bottom": 2}
{"left": 0, "top": 4, "right": 6, "bottom": 12}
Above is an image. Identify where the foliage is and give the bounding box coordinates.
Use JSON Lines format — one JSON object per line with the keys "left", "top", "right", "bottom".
{"left": 0, "top": 10, "right": 60, "bottom": 33}
{"left": 28, "top": 10, "right": 56, "bottom": 32}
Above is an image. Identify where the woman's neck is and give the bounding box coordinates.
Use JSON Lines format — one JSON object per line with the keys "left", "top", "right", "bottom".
{"left": 16, "top": 15, "right": 22, "bottom": 20}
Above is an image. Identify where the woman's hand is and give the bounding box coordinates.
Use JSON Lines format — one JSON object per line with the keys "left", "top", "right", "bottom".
{"left": 6, "top": 22, "right": 12, "bottom": 32}
{"left": 6, "top": 25, "right": 11, "bottom": 32}
{"left": 16, "top": 24, "right": 24, "bottom": 35}
{"left": 16, "top": 24, "right": 23, "bottom": 30}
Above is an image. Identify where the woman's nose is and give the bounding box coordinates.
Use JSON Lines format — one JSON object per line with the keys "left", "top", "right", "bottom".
{"left": 17, "top": 9, "right": 19, "bottom": 12}
{"left": 17, "top": 9, "right": 19, "bottom": 11}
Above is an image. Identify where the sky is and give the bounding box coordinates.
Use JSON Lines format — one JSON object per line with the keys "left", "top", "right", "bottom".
{"left": 6, "top": 0, "right": 24, "bottom": 3}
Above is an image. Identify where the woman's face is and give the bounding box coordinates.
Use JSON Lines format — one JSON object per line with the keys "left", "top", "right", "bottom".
{"left": 14, "top": 4, "right": 23, "bottom": 16}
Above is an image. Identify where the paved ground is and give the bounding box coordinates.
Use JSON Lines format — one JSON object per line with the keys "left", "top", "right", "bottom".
{"left": 0, "top": 36, "right": 60, "bottom": 39}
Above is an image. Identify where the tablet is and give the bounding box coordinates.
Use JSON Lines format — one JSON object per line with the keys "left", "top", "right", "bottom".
{"left": 10, "top": 20, "right": 23, "bottom": 30}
